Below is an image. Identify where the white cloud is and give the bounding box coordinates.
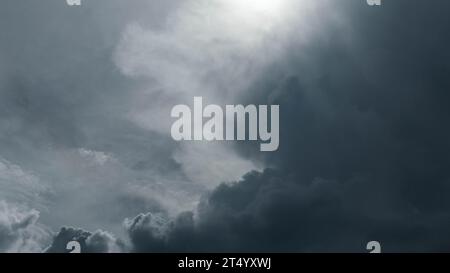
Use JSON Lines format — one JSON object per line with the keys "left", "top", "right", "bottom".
{"left": 113, "top": 0, "right": 317, "bottom": 189}
{"left": 78, "top": 148, "right": 115, "bottom": 166}
{"left": 0, "top": 201, "right": 51, "bottom": 253}
{"left": 173, "top": 142, "right": 260, "bottom": 187}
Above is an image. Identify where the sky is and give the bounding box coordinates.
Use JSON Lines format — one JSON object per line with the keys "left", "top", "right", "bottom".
{"left": 0, "top": 0, "right": 450, "bottom": 252}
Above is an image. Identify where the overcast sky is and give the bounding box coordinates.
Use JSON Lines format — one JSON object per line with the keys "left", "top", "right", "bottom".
{"left": 1, "top": 0, "right": 450, "bottom": 253}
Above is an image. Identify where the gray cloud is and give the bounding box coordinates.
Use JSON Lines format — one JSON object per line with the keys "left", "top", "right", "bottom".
{"left": 45, "top": 226, "right": 125, "bottom": 253}
{"left": 0, "top": 0, "right": 204, "bottom": 236}
{"left": 0, "top": 201, "right": 51, "bottom": 253}
{"left": 121, "top": 0, "right": 450, "bottom": 252}
{"left": 125, "top": 168, "right": 450, "bottom": 252}
{"left": 2, "top": 0, "right": 450, "bottom": 253}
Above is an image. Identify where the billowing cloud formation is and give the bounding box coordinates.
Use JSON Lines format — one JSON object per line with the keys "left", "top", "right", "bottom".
{"left": 45, "top": 227, "right": 124, "bottom": 253}
{"left": 0, "top": 0, "right": 207, "bottom": 236}
{"left": 113, "top": 0, "right": 335, "bottom": 187}
{"left": 121, "top": 0, "right": 450, "bottom": 252}
{"left": 125, "top": 169, "right": 450, "bottom": 253}
{"left": 113, "top": 0, "right": 303, "bottom": 186}
{"left": 2, "top": 0, "right": 450, "bottom": 253}
{"left": 0, "top": 201, "right": 51, "bottom": 253}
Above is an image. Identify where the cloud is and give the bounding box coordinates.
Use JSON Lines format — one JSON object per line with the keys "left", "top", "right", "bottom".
{"left": 45, "top": 227, "right": 125, "bottom": 253}
{"left": 78, "top": 148, "right": 116, "bottom": 166}
{"left": 112, "top": 0, "right": 325, "bottom": 187}
{"left": 0, "top": 0, "right": 267, "bottom": 236}
{"left": 0, "top": 158, "right": 51, "bottom": 211}
{"left": 122, "top": 0, "right": 450, "bottom": 253}
{"left": 2, "top": 0, "right": 450, "bottom": 253}
{"left": 124, "top": 212, "right": 171, "bottom": 252}
{"left": 124, "top": 168, "right": 450, "bottom": 253}
{"left": 172, "top": 142, "right": 261, "bottom": 187}
{"left": 123, "top": 170, "right": 359, "bottom": 252}
{"left": 0, "top": 201, "right": 51, "bottom": 253}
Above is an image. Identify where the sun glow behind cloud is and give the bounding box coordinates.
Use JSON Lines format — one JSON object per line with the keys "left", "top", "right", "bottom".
{"left": 214, "top": 0, "right": 291, "bottom": 37}
{"left": 114, "top": 0, "right": 326, "bottom": 199}
{"left": 227, "top": 0, "right": 287, "bottom": 18}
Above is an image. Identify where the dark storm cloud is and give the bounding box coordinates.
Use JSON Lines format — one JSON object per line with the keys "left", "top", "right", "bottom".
{"left": 124, "top": 170, "right": 450, "bottom": 252}
{"left": 268, "top": 0, "right": 450, "bottom": 214}
{"left": 124, "top": 0, "right": 450, "bottom": 252}
{"left": 2, "top": 0, "right": 450, "bottom": 253}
